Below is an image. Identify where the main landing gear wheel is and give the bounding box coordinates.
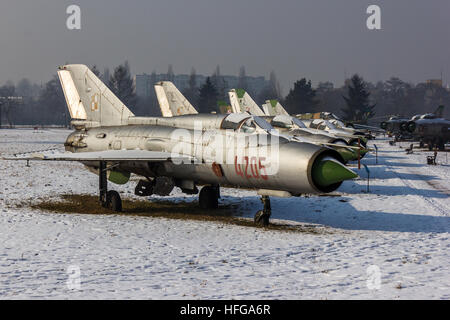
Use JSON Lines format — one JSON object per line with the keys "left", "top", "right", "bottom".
{"left": 254, "top": 196, "right": 271, "bottom": 227}
{"left": 199, "top": 186, "right": 219, "bottom": 209}
{"left": 98, "top": 161, "right": 122, "bottom": 212}
{"left": 106, "top": 190, "right": 122, "bottom": 212}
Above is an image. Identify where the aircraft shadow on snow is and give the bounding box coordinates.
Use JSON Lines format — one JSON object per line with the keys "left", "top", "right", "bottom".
{"left": 353, "top": 164, "right": 438, "bottom": 181}
{"left": 220, "top": 195, "right": 450, "bottom": 234}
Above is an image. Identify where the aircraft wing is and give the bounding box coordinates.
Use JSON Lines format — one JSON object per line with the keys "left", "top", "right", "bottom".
{"left": 2, "top": 150, "right": 193, "bottom": 162}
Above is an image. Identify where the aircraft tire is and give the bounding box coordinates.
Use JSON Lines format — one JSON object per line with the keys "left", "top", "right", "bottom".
{"left": 199, "top": 186, "right": 218, "bottom": 209}
{"left": 106, "top": 190, "right": 122, "bottom": 212}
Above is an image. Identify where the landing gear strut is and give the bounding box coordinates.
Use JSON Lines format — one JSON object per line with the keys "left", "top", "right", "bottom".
{"left": 199, "top": 185, "right": 220, "bottom": 209}
{"left": 254, "top": 196, "right": 271, "bottom": 227}
{"left": 99, "top": 161, "right": 122, "bottom": 212}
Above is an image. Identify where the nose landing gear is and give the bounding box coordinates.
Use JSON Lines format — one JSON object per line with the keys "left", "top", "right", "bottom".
{"left": 99, "top": 161, "right": 122, "bottom": 212}
{"left": 254, "top": 196, "right": 271, "bottom": 227}
{"left": 199, "top": 185, "right": 220, "bottom": 209}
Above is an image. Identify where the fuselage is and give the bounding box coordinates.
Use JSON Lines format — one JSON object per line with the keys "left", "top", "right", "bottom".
{"left": 65, "top": 124, "right": 348, "bottom": 195}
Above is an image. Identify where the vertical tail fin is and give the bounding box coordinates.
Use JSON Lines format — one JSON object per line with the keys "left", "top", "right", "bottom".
{"left": 262, "top": 99, "right": 289, "bottom": 116}
{"left": 57, "top": 64, "right": 134, "bottom": 127}
{"left": 154, "top": 81, "right": 198, "bottom": 117}
{"left": 227, "top": 89, "right": 265, "bottom": 116}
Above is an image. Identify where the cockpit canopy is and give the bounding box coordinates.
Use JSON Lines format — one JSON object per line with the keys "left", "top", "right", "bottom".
{"left": 310, "top": 119, "right": 336, "bottom": 131}
{"left": 329, "top": 119, "right": 346, "bottom": 128}
{"left": 271, "top": 115, "right": 307, "bottom": 129}
{"left": 220, "top": 113, "right": 274, "bottom": 133}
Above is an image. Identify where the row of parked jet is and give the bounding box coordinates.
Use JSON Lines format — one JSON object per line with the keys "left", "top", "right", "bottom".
{"left": 4, "top": 65, "right": 374, "bottom": 226}
{"left": 156, "top": 82, "right": 373, "bottom": 163}
{"left": 380, "top": 105, "right": 449, "bottom": 150}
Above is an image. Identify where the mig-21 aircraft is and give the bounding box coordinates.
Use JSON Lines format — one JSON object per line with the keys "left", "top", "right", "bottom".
{"left": 404, "top": 106, "right": 449, "bottom": 150}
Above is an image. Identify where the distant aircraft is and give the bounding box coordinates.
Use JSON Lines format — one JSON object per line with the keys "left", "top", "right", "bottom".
{"left": 2, "top": 65, "right": 358, "bottom": 226}
{"left": 380, "top": 106, "right": 449, "bottom": 149}
{"left": 404, "top": 106, "right": 449, "bottom": 150}
{"left": 380, "top": 116, "right": 411, "bottom": 137}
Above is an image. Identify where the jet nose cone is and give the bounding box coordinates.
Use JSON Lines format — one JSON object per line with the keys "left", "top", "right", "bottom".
{"left": 312, "top": 156, "right": 358, "bottom": 188}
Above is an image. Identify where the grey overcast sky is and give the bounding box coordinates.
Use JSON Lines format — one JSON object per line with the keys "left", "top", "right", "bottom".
{"left": 0, "top": 0, "right": 449, "bottom": 92}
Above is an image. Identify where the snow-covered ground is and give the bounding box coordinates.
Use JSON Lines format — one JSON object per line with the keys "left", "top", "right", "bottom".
{"left": 0, "top": 128, "right": 449, "bottom": 299}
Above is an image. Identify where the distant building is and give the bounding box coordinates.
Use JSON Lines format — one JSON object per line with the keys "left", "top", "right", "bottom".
{"left": 135, "top": 73, "right": 269, "bottom": 98}
{"left": 426, "top": 79, "right": 443, "bottom": 87}
{"left": 317, "top": 81, "right": 334, "bottom": 93}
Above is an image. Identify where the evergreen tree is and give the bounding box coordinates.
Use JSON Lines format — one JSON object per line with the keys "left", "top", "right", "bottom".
{"left": 91, "top": 65, "right": 101, "bottom": 77}
{"left": 283, "top": 78, "right": 319, "bottom": 114}
{"left": 211, "top": 65, "right": 227, "bottom": 101}
{"left": 38, "top": 76, "right": 66, "bottom": 125}
{"left": 183, "top": 67, "right": 199, "bottom": 107}
{"left": 342, "top": 74, "right": 376, "bottom": 124}
{"left": 384, "top": 77, "right": 411, "bottom": 116}
{"left": 109, "top": 61, "right": 137, "bottom": 109}
{"left": 198, "top": 77, "right": 218, "bottom": 113}
{"left": 102, "top": 68, "right": 111, "bottom": 87}
{"left": 16, "top": 78, "right": 33, "bottom": 98}
{"left": 315, "top": 82, "right": 347, "bottom": 117}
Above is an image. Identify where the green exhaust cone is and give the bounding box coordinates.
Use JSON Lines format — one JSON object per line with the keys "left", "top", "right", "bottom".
{"left": 312, "top": 157, "right": 358, "bottom": 187}
{"left": 337, "top": 148, "right": 357, "bottom": 163}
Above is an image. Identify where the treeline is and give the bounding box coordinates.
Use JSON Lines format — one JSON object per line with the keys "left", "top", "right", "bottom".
{"left": 0, "top": 62, "right": 138, "bottom": 126}
{"left": 1, "top": 61, "right": 449, "bottom": 126}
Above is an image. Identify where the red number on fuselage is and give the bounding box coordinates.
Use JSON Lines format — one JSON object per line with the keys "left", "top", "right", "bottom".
{"left": 234, "top": 156, "right": 244, "bottom": 177}
{"left": 244, "top": 156, "right": 252, "bottom": 178}
{"left": 234, "top": 156, "right": 269, "bottom": 180}
{"left": 250, "top": 156, "right": 259, "bottom": 178}
{"left": 259, "top": 157, "right": 268, "bottom": 180}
